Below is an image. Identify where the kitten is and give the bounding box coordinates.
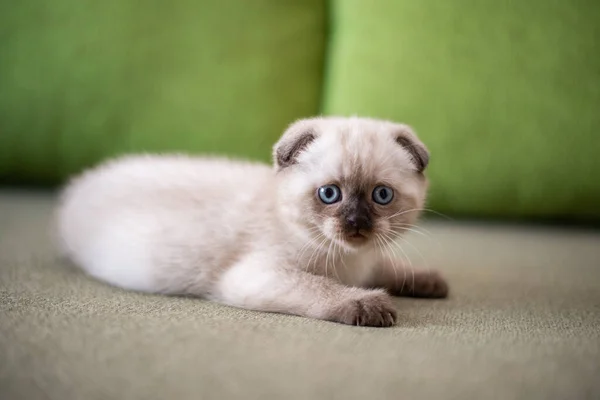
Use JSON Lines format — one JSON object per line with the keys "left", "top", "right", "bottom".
{"left": 56, "top": 116, "right": 448, "bottom": 327}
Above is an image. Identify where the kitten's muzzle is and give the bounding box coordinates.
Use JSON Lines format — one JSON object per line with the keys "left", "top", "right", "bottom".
{"left": 340, "top": 193, "right": 373, "bottom": 242}
{"left": 343, "top": 213, "right": 373, "bottom": 239}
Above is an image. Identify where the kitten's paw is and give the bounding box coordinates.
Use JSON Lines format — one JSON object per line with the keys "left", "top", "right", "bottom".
{"left": 328, "top": 291, "right": 397, "bottom": 327}
{"left": 394, "top": 270, "right": 449, "bottom": 299}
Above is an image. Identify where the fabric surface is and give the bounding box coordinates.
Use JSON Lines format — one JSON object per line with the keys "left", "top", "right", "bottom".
{"left": 1, "top": 190, "right": 599, "bottom": 400}
{"left": 323, "top": 0, "right": 600, "bottom": 221}
{"left": 0, "top": 0, "right": 326, "bottom": 184}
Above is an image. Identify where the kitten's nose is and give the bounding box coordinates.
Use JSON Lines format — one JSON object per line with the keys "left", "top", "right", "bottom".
{"left": 345, "top": 214, "right": 372, "bottom": 231}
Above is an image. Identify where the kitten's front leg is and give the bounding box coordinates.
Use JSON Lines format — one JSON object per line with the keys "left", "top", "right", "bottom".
{"left": 214, "top": 253, "right": 398, "bottom": 327}
{"left": 369, "top": 259, "right": 449, "bottom": 299}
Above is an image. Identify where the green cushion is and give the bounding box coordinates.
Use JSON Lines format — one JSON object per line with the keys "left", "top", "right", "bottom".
{"left": 0, "top": 0, "right": 326, "bottom": 184}
{"left": 323, "top": 0, "right": 600, "bottom": 220}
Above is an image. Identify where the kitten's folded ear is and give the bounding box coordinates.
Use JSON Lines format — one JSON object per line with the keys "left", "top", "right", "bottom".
{"left": 394, "top": 125, "right": 430, "bottom": 173}
{"left": 273, "top": 119, "right": 318, "bottom": 170}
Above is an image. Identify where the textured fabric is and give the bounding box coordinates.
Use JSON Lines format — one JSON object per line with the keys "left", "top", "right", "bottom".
{"left": 0, "top": 0, "right": 326, "bottom": 184}
{"left": 323, "top": 0, "right": 600, "bottom": 221}
{"left": 1, "top": 190, "right": 599, "bottom": 400}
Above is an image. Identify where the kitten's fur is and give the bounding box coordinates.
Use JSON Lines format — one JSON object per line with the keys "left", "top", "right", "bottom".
{"left": 56, "top": 117, "right": 448, "bottom": 327}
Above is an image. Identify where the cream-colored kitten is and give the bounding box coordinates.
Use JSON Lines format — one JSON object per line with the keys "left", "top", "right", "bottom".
{"left": 56, "top": 117, "right": 448, "bottom": 327}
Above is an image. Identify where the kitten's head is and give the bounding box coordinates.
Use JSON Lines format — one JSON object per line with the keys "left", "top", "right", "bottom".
{"left": 273, "top": 116, "right": 429, "bottom": 252}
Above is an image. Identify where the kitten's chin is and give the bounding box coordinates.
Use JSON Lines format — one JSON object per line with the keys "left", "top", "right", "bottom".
{"left": 336, "top": 233, "right": 371, "bottom": 251}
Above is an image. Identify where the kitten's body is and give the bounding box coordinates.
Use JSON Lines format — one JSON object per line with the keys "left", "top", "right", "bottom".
{"left": 57, "top": 117, "right": 448, "bottom": 327}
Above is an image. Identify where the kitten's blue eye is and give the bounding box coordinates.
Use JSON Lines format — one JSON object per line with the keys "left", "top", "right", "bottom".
{"left": 318, "top": 185, "right": 341, "bottom": 204}
{"left": 372, "top": 186, "right": 394, "bottom": 205}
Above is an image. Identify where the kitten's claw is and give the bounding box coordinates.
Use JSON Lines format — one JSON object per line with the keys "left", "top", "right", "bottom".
{"left": 328, "top": 292, "right": 397, "bottom": 327}
{"left": 394, "top": 270, "right": 449, "bottom": 299}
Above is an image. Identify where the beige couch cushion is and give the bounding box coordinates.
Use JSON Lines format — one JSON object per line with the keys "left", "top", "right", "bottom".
{"left": 1, "top": 190, "right": 599, "bottom": 399}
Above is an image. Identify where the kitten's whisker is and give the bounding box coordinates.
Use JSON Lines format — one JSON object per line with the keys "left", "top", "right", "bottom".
{"left": 305, "top": 224, "right": 322, "bottom": 231}
{"left": 388, "top": 232, "right": 432, "bottom": 277}
{"left": 373, "top": 235, "right": 387, "bottom": 285}
{"left": 383, "top": 209, "right": 419, "bottom": 220}
{"left": 387, "top": 221, "right": 431, "bottom": 233}
{"left": 296, "top": 232, "right": 322, "bottom": 256}
{"left": 387, "top": 224, "right": 430, "bottom": 238}
{"left": 388, "top": 223, "right": 442, "bottom": 248}
{"left": 331, "top": 235, "right": 342, "bottom": 282}
{"left": 418, "top": 208, "right": 453, "bottom": 220}
{"left": 335, "top": 234, "right": 348, "bottom": 274}
{"left": 388, "top": 224, "right": 435, "bottom": 241}
{"left": 296, "top": 232, "right": 325, "bottom": 265}
{"left": 388, "top": 208, "right": 453, "bottom": 220}
{"left": 324, "top": 232, "right": 336, "bottom": 279}
{"left": 386, "top": 233, "right": 410, "bottom": 293}
{"left": 305, "top": 236, "right": 328, "bottom": 274}
{"left": 381, "top": 231, "right": 413, "bottom": 294}
{"left": 379, "top": 233, "right": 406, "bottom": 293}
{"left": 374, "top": 234, "right": 385, "bottom": 264}
{"left": 376, "top": 234, "right": 400, "bottom": 292}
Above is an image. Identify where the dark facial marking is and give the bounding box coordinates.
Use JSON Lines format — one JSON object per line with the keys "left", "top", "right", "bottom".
{"left": 276, "top": 130, "right": 316, "bottom": 169}
{"left": 395, "top": 136, "right": 429, "bottom": 173}
{"left": 339, "top": 191, "right": 373, "bottom": 234}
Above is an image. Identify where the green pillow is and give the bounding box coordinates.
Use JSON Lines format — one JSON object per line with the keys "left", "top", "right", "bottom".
{"left": 0, "top": 0, "right": 326, "bottom": 184}
{"left": 323, "top": 0, "right": 600, "bottom": 221}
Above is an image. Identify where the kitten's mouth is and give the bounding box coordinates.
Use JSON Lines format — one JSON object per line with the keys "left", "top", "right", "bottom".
{"left": 345, "top": 230, "right": 369, "bottom": 244}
